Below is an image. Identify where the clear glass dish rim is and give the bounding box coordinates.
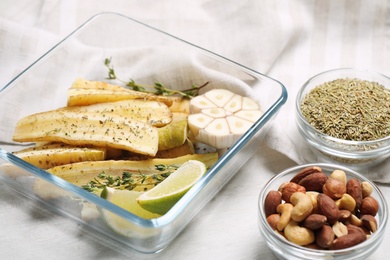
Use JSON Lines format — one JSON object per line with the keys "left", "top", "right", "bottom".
{"left": 295, "top": 68, "right": 390, "bottom": 150}
{"left": 0, "top": 12, "right": 288, "bottom": 228}
{"left": 258, "top": 162, "right": 389, "bottom": 255}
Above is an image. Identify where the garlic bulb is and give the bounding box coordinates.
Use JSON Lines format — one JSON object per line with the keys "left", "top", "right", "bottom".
{"left": 188, "top": 89, "right": 262, "bottom": 149}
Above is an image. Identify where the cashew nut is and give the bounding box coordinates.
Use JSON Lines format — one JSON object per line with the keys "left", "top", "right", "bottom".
{"left": 306, "top": 191, "right": 319, "bottom": 214}
{"left": 276, "top": 203, "right": 293, "bottom": 231}
{"left": 335, "top": 193, "right": 356, "bottom": 212}
{"left": 290, "top": 192, "right": 313, "bottom": 222}
{"left": 284, "top": 220, "right": 315, "bottom": 246}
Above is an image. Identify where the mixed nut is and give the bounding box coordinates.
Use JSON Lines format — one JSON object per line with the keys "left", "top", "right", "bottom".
{"left": 264, "top": 166, "right": 379, "bottom": 250}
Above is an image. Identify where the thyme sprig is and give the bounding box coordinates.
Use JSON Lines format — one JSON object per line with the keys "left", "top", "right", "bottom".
{"left": 104, "top": 58, "right": 208, "bottom": 99}
{"left": 81, "top": 164, "right": 178, "bottom": 193}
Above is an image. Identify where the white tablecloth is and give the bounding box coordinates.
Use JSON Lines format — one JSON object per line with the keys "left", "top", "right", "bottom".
{"left": 0, "top": 1, "right": 389, "bottom": 259}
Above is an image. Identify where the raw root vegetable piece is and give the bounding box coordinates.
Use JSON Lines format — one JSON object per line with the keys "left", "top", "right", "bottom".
{"left": 12, "top": 109, "right": 159, "bottom": 156}
{"left": 188, "top": 89, "right": 262, "bottom": 149}
{"left": 63, "top": 99, "right": 173, "bottom": 127}
{"left": 12, "top": 143, "right": 106, "bottom": 169}
{"left": 67, "top": 79, "right": 173, "bottom": 107}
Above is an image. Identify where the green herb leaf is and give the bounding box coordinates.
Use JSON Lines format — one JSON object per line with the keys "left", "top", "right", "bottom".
{"left": 104, "top": 57, "right": 208, "bottom": 99}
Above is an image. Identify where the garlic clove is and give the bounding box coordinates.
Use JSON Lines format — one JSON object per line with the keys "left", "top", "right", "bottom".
{"left": 204, "top": 89, "right": 235, "bottom": 107}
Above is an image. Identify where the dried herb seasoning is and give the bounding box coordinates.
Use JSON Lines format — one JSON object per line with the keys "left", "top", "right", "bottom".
{"left": 300, "top": 78, "right": 390, "bottom": 141}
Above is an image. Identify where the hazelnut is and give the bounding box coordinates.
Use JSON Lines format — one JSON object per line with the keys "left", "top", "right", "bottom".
{"left": 360, "top": 196, "right": 379, "bottom": 216}
{"left": 323, "top": 178, "right": 346, "bottom": 199}
{"left": 361, "top": 214, "right": 377, "bottom": 233}
{"left": 280, "top": 182, "right": 306, "bottom": 203}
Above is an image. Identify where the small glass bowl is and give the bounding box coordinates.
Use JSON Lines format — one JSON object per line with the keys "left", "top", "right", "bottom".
{"left": 295, "top": 68, "right": 390, "bottom": 169}
{"left": 258, "top": 163, "right": 388, "bottom": 260}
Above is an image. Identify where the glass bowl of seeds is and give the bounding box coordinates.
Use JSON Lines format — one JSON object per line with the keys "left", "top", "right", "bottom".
{"left": 295, "top": 68, "right": 390, "bottom": 169}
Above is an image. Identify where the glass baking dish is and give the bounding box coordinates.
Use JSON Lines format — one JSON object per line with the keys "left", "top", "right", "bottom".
{"left": 0, "top": 12, "right": 287, "bottom": 254}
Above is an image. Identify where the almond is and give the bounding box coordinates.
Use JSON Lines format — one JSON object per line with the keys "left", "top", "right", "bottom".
{"left": 290, "top": 166, "right": 322, "bottom": 184}
{"left": 317, "top": 193, "right": 340, "bottom": 225}
{"left": 330, "top": 232, "right": 366, "bottom": 250}
{"left": 346, "top": 178, "right": 363, "bottom": 210}
{"left": 302, "top": 214, "right": 327, "bottom": 230}
{"left": 298, "top": 172, "right": 328, "bottom": 192}
{"left": 264, "top": 190, "right": 282, "bottom": 217}
{"left": 346, "top": 224, "right": 366, "bottom": 236}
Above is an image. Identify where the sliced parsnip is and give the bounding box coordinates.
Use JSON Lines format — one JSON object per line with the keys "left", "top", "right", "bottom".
{"left": 12, "top": 110, "right": 159, "bottom": 156}
{"left": 12, "top": 143, "right": 106, "bottom": 169}
{"left": 32, "top": 153, "right": 218, "bottom": 199}
{"left": 71, "top": 78, "right": 133, "bottom": 91}
{"left": 47, "top": 153, "right": 217, "bottom": 179}
{"left": 167, "top": 96, "right": 190, "bottom": 113}
{"left": 155, "top": 140, "right": 195, "bottom": 158}
{"left": 171, "top": 112, "right": 189, "bottom": 123}
{"left": 104, "top": 139, "right": 195, "bottom": 161}
{"left": 63, "top": 99, "right": 172, "bottom": 127}
{"left": 67, "top": 79, "right": 173, "bottom": 107}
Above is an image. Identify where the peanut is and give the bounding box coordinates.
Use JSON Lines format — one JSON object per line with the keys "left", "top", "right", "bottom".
{"left": 316, "top": 225, "right": 334, "bottom": 249}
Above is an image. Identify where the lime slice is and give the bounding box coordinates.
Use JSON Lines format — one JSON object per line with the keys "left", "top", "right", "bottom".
{"left": 137, "top": 160, "right": 207, "bottom": 215}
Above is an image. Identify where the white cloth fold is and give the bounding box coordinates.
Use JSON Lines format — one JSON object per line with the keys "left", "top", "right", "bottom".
{"left": 1, "top": 0, "right": 389, "bottom": 182}
{"left": 0, "top": 1, "right": 390, "bottom": 259}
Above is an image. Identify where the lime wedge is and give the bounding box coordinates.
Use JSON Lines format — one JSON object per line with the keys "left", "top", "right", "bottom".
{"left": 101, "top": 187, "right": 161, "bottom": 219}
{"left": 137, "top": 160, "right": 207, "bottom": 215}
{"left": 100, "top": 187, "right": 161, "bottom": 236}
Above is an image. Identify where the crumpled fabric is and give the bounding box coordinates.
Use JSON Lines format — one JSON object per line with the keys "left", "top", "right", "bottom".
{"left": 1, "top": 0, "right": 388, "bottom": 182}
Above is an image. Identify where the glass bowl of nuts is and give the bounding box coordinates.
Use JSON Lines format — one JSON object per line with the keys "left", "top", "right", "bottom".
{"left": 295, "top": 68, "right": 390, "bottom": 168}
{"left": 258, "top": 163, "right": 388, "bottom": 260}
